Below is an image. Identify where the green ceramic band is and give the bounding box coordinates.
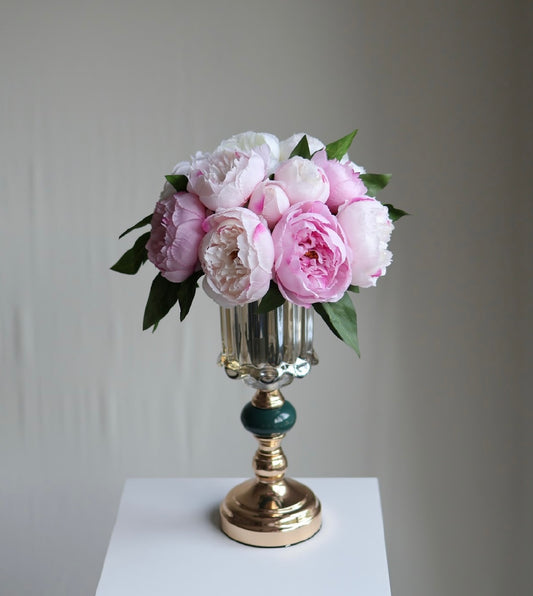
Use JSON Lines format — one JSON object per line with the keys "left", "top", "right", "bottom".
{"left": 241, "top": 400, "right": 297, "bottom": 437}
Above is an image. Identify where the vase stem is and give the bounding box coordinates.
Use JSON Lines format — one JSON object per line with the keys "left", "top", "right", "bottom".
{"left": 220, "top": 388, "right": 322, "bottom": 547}
{"left": 250, "top": 390, "right": 288, "bottom": 484}
{"left": 253, "top": 435, "right": 287, "bottom": 484}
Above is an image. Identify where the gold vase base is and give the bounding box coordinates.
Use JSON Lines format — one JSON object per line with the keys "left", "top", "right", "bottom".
{"left": 220, "top": 477, "right": 322, "bottom": 547}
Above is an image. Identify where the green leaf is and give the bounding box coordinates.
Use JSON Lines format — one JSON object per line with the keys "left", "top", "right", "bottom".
{"left": 313, "top": 293, "right": 360, "bottom": 356}
{"left": 143, "top": 274, "right": 181, "bottom": 331}
{"left": 384, "top": 203, "right": 409, "bottom": 222}
{"left": 360, "top": 173, "right": 391, "bottom": 197}
{"left": 258, "top": 282, "right": 286, "bottom": 313}
{"left": 142, "top": 271, "right": 204, "bottom": 331}
{"left": 119, "top": 214, "right": 152, "bottom": 239}
{"left": 289, "top": 135, "right": 311, "bottom": 159}
{"left": 176, "top": 271, "right": 204, "bottom": 322}
{"left": 165, "top": 174, "right": 188, "bottom": 192}
{"left": 325, "top": 130, "right": 358, "bottom": 161}
{"left": 348, "top": 285, "right": 360, "bottom": 293}
{"left": 110, "top": 232, "right": 150, "bottom": 275}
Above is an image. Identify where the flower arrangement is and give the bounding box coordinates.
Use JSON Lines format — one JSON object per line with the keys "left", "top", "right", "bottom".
{"left": 111, "top": 129, "right": 406, "bottom": 355}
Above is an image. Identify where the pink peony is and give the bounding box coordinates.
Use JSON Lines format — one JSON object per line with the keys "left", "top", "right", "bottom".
{"left": 146, "top": 192, "right": 206, "bottom": 283}
{"left": 311, "top": 150, "right": 368, "bottom": 213}
{"left": 187, "top": 148, "right": 267, "bottom": 211}
{"left": 272, "top": 201, "right": 352, "bottom": 307}
{"left": 274, "top": 156, "right": 330, "bottom": 205}
{"left": 248, "top": 180, "right": 290, "bottom": 228}
{"left": 199, "top": 207, "right": 274, "bottom": 307}
{"left": 337, "top": 198, "right": 394, "bottom": 288}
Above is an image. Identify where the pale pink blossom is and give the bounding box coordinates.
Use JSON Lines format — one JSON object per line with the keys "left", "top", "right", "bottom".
{"left": 146, "top": 192, "right": 206, "bottom": 283}
{"left": 311, "top": 150, "right": 368, "bottom": 213}
{"left": 248, "top": 180, "right": 290, "bottom": 228}
{"left": 187, "top": 148, "right": 267, "bottom": 211}
{"left": 199, "top": 207, "right": 274, "bottom": 306}
{"left": 337, "top": 198, "right": 394, "bottom": 288}
{"left": 274, "top": 156, "right": 330, "bottom": 205}
{"left": 272, "top": 201, "right": 351, "bottom": 307}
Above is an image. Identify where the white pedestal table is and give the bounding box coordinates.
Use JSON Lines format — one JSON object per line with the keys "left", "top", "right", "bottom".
{"left": 96, "top": 477, "right": 391, "bottom": 595}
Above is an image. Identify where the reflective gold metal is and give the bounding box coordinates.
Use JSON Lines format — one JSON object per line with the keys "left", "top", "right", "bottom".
{"left": 252, "top": 388, "right": 284, "bottom": 410}
{"left": 220, "top": 389, "right": 322, "bottom": 547}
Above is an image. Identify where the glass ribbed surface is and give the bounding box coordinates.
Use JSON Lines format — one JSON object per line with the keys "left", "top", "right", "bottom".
{"left": 218, "top": 301, "right": 318, "bottom": 390}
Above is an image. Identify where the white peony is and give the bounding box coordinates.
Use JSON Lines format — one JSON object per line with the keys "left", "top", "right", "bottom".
{"left": 217, "top": 131, "right": 280, "bottom": 173}
{"left": 279, "top": 133, "right": 325, "bottom": 161}
{"left": 187, "top": 148, "right": 267, "bottom": 211}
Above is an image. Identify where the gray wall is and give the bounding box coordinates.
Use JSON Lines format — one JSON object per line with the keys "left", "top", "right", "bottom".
{"left": 1, "top": 1, "right": 531, "bottom": 594}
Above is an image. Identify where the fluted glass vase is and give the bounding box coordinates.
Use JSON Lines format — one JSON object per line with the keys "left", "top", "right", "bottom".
{"left": 218, "top": 301, "right": 322, "bottom": 547}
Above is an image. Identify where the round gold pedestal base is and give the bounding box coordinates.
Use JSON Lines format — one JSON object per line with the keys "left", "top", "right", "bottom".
{"left": 220, "top": 478, "right": 322, "bottom": 547}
